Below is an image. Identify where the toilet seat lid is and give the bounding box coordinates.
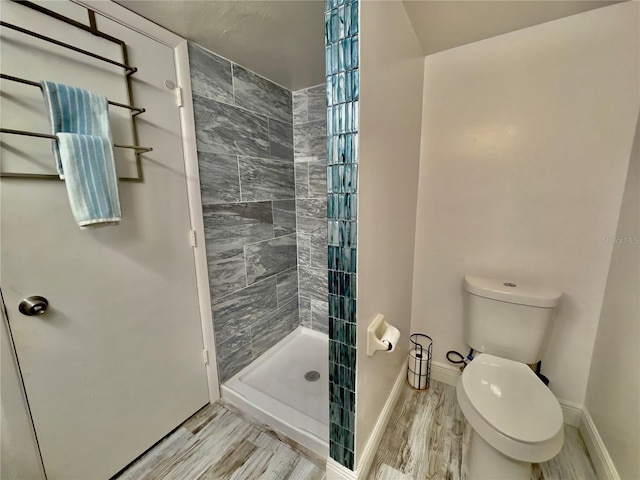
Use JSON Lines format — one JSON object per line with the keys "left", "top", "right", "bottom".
{"left": 462, "top": 354, "right": 563, "bottom": 444}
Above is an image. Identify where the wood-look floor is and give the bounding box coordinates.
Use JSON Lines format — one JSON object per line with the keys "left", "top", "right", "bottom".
{"left": 368, "top": 380, "right": 598, "bottom": 480}
{"left": 117, "top": 381, "right": 597, "bottom": 480}
{"left": 114, "top": 402, "right": 326, "bottom": 480}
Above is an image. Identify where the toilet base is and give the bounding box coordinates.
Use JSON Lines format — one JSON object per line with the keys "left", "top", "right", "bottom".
{"left": 468, "top": 430, "right": 531, "bottom": 480}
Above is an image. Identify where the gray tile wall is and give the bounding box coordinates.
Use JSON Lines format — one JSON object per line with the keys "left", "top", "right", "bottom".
{"left": 293, "top": 84, "right": 329, "bottom": 334}
{"left": 189, "top": 42, "right": 299, "bottom": 382}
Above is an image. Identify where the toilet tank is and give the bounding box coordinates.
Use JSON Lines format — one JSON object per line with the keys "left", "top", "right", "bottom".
{"left": 463, "top": 275, "right": 562, "bottom": 364}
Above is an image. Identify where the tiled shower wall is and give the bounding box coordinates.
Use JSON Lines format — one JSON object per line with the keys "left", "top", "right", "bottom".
{"left": 293, "top": 84, "right": 329, "bottom": 334}
{"left": 188, "top": 42, "right": 299, "bottom": 383}
{"left": 325, "top": 0, "right": 359, "bottom": 470}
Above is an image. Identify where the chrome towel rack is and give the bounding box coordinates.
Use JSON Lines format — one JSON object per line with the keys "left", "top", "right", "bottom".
{"left": 0, "top": 20, "right": 137, "bottom": 75}
{"left": 0, "top": 0, "right": 151, "bottom": 182}
{"left": 0, "top": 128, "right": 153, "bottom": 153}
{"left": 1, "top": 74, "right": 146, "bottom": 116}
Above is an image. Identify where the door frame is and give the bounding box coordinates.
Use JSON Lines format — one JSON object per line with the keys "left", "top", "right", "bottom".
{"left": 76, "top": 0, "right": 220, "bottom": 402}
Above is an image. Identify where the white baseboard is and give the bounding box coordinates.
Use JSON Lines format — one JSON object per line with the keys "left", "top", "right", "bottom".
{"left": 325, "top": 360, "right": 407, "bottom": 480}
{"left": 558, "top": 399, "right": 582, "bottom": 427}
{"left": 431, "top": 361, "right": 582, "bottom": 427}
{"left": 356, "top": 359, "right": 408, "bottom": 479}
{"left": 579, "top": 407, "right": 620, "bottom": 480}
{"left": 326, "top": 458, "right": 357, "bottom": 480}
{"left": 431, "top": 361, "right": 462, "bottom": 386}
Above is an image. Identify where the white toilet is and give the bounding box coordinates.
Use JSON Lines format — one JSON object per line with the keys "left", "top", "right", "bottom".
{"left": 457, "top": 275, "right": 564, "bottom": 480}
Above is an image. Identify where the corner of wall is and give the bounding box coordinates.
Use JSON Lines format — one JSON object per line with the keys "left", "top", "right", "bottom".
{"left": 583, "top": 110, "right": 640, "bottom": 479}
{"left": 355, "top": 0, "right": 426, "bottom": 467}
{"left": 579, "top": 407, "right": 622, "bottom": 480}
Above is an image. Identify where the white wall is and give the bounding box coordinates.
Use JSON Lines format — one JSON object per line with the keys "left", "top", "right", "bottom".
{"left": 356, "top": 0, "right": 424, "bottom": 467}
{"left": 411, "top": 2, "right": 639, "bottom": 405}
{"left": 585, "top": 113, "right": 639, "bottom": 479}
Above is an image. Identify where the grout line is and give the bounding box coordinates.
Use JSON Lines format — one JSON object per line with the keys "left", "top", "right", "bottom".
{"left": 212, "top": 267, "right": 283, "bottom": 304}
{"left": 236, "top": 154, "right": 294, "bottom": 163}
{"left": 279, "top": 265, "right": 298, "bottom": 275}
{"left": 293, "top": 192, "right": 302, "bottom": 326}
{"left": 294, "top": 83, "right": 326, "bottom": 94}
{"left": 201, "top": 197, "right": 297, "bottom": 208}
{"left": 307, "top": 234, "right": 312, "bottom": 277}
{"left": 231, "top": 63, "right": 236, "bottom": 104}
{"left": 294, "top": 118, "right": 326, "bottom": 127}
{"left": 193, "top": 92, "right": 293, "bottom": 126}
{"left": 293, "top": 169, "right": 304, "bottom": 328}
{"left": 243, "top": 231, "right": 297, "bottom": 249}
{"left": 267, "top": 117, "right": 272, "bottom": 157}
{"left": 290, "top": 90, "right": 296, "bottom": 127}
{"left": 248, "top": 324, "right": 255, "bottom": 359}
{"left": 270, "top": 201, "right": 276, "bottom": 243}
{"left": 228, "top": 58, "right": 293, "bottom": 93}
{"left": 236, "top": 155, "right": 244, "bottom": 204}
{"left": 243, "top": 244, "right": 249, "bottom": 288}
{"left": 275, "top": 262, "right": 281, "bottom": 307}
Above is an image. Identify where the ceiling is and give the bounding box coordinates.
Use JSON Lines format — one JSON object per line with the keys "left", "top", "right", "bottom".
{"left": 115, "top": 1, "right": 326, "bottom": 91}
{"left": 403, "top": 1, "right": 622, "bottom": 56}
{"left": 116, "top": 0, "right": 622, "bottom": 91}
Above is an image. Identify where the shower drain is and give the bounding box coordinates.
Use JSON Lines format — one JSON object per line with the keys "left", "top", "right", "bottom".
{"left": 304, "top": 370, "right": 321, "bottom": 382}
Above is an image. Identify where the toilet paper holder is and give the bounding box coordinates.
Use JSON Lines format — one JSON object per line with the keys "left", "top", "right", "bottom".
{"left": 367, "top": 314, "right": 401, "bottom": 356}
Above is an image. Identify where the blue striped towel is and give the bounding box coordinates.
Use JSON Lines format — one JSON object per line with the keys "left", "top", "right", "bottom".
{"left": 40, "top": 81, "right": 121, "bottom": 229}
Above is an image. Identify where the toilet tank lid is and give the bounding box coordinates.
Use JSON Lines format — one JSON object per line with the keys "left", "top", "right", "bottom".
{"left": 464, "top": 275, "right": 562, "bottom": 308}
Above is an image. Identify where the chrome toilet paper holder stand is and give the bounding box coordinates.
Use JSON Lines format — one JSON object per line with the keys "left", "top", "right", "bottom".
{"left": 367, "top": 313, "right": 400, "bottom": 356}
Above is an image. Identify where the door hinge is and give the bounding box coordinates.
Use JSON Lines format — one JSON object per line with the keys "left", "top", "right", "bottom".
{"left": 176, "top": 86, "right": 183, "bottom": 107}
{"left": 203, "top": 349, "right": 210, "bottom": 366}
{"left": 189, "top": 230, "right": 197, "bottom": 247}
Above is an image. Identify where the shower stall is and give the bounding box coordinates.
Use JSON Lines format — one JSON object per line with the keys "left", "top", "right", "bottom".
{"left": 187, "top": 43, "right": 331, "bottom": 456}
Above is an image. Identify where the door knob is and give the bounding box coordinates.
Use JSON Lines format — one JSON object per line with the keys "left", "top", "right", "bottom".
{"left": 18, "top": 296, "right": 49, "bottom": 316}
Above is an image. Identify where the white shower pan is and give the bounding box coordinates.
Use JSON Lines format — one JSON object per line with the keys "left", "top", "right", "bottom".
{"left": 221, "top": 326, "right": 329, "bottom": 457}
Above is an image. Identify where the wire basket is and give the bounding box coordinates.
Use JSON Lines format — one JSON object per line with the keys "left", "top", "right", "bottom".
{"left": 408, "top": 333, "right": 433, "bottom": 390}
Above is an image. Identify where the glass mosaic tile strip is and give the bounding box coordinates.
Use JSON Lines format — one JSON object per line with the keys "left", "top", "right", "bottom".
{"left": 328, "top": 246, "right": 357, "bottom": 273}
{"left": 326, "top": 0, "right": 358, "bottom": 470}
{"left": 327, "top": 193, "right": 357, "bottom": 221}
{"left": 328, "top": 271, "right": 357, "bottom": 298}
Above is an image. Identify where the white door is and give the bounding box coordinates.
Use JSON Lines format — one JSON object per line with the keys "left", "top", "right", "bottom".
{"left": 0, "top": 3, "right": 210, "bottom": 479}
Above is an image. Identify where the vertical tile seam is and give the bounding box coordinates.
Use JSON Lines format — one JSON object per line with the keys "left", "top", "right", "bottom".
{"left": 236, "top": 154, "right": 244, "bottom": 202}
{"left": 267, "top": 117, "right": 273, "bottom": 158}
{"left": 293, "top": 86, "right": 322, "bottom": 331}
{"left": 243, "top": 244, "right": 250, "bottom": 288}
{"left": 270, "top": 201, "right": 276, "bottom": 244}
{"left": 307, "top": 160, "right": 311, "bottom": 202}
{"left": 292, "top": 84, "right": 304, "bottom": 324}
{"left": 231, "top": 62, "right": 237, "bottom": 105}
